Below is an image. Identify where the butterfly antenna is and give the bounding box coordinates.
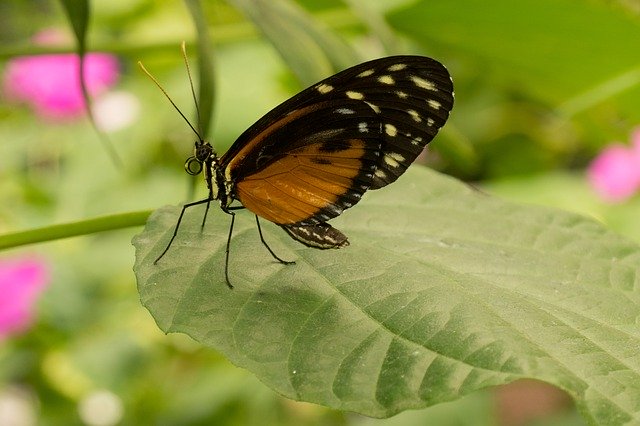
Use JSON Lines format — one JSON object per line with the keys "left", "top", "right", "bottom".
{"left": 181, "top": 41, "right": 204, "bottom": 138}
{"left": 137, "top": 61, "right": 203, "bottom": 142}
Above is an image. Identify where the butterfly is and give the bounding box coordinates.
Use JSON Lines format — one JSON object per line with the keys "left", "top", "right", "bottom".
{"left": 142, "top": 53, "right": 454, "bottom": 288}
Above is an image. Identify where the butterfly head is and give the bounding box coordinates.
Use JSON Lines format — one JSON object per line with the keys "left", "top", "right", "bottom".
{"left": 184, "top": 139, "right": 216, "bottom": 176}
{"left": 184, "top": 139, "right": 228, "bottom": 204}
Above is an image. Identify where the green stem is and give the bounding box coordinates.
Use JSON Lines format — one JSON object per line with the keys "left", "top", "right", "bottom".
{"left": 0, "top": 210, "right": 152, "bottom": 250}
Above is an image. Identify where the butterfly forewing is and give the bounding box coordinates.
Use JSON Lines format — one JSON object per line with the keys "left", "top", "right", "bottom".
{"left": 335, "top": 57, "right": 454, "bottom": 188}
{"left": 221, "top": 55, "right": 453, "bottom": 228}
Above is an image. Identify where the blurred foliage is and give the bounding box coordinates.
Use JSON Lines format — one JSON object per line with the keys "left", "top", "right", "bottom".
{"left": 1, "top": 0, "right": 639, "bottom": 424}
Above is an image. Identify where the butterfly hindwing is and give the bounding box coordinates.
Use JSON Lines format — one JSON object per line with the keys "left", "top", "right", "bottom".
{"left": 281, "top": 223, "right": 349, "bottom": 249}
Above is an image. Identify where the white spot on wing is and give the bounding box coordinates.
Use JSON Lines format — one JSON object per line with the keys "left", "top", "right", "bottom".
{"left": 411, "top": 136, "right": 423, "bottom": 146}
{"left": 317, "top": 83, "right": 333, "bottom": 94}
{"left": 383, "top": 154, "right": 400, "bottom": 168}
{"left": 407, "top": 109, "right": 421, "bottom": 122}
{"left": 387, "top": 63, "right": 407, "bottom": 71}
{"left": 384, "top": 124, "right": 397, "bottom": 137}
{"left": 365, "top": 102, "right": 380, "bottom": 113}
{"left": 390, "top": 152, "right": 405, "bottom": 162}
{"left": 357, "top": 69, "right": 374, "bottom": 77}
{"left": 329, "top": 205, "right": 342, "bottom": 215}
{"left": 427, "top": 118, "right": 435, "bottom": 126}
{"left": 396, "top": 91, "right": 408, "bottom": 99}
{"left": 299, "top": 128, "right": 345, "bottom": 144}
{"left": 335, "top": 108, "right": 355, "bottom": 115}
{"left": 411, "top": 76, "right": 437, "bottom": 91}
{"left": 358, "top": 122, "right": 368, "bottom": 133}
{"left": 427, "top": 99, "right": 441, "bottom": 110}
{"left": 346, "top": 91, "right": 364, "bottom": 100}
{"left": 378, "top": 75, "right": 395, "bottom": 85}
{"left": 375, "top": 169, "right": 386, "bottom": 178}
{"left": 325, "top": 235, "right": 337, "bottom": 244}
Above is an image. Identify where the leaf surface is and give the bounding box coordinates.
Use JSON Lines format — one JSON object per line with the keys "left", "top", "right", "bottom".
{"left": 133, "top": 167, "right": 640, "bottom": 423}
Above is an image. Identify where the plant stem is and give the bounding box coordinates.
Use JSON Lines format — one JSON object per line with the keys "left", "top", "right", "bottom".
{"left": 0, "top": 210, "right": 152, "bottom": 250}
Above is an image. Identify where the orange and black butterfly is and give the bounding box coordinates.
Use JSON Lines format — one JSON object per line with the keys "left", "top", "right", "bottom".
{"left": 144, "top": 54, "right": 454, "bottom": 288}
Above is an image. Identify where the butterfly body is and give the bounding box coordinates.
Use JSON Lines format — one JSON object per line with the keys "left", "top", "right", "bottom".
{"left": 154, "top": 54, "right": 454, "bottom": 287}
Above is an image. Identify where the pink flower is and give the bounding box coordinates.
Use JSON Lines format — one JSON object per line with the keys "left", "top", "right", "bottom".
{"left": 587, "top": 129, "right": 640, "bottom": 203}
{"left": 0, "top": 257, "right": 50, "bottom": 340}
{"left": 2, "top": 29, "right": 119, "bottom": 120}
{"left": 3, "top": 53, "right": 119, "bottom": 120}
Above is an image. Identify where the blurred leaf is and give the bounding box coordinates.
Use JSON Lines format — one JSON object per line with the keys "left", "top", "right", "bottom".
{"left": 184, "top": 0, "right": 215, "bottom": 139}
{"left": 357, "top": 390, "right": 495, "bottom": 426}
{"left": 484, "top": 171, "right": 640, "bottom": 244}
{"left": 227, "top": 0, "right": 358, "bottom": 85}
{"left": 58, "top": 0, "right": 122, "bottom": 168}
{"left": 342, "top": 0, "right": 404, "bottom": 54}
{"left": 435, "top": 125, "right": 480, "bottom": 176}
{"left": 388, "top": 0, "right": 640, "bottom": 109}
{"left": 58, "top": 0, "right": 89, "bottom": 53}
{"left": 133, "top": 167, "right": 640, "bottom": 423}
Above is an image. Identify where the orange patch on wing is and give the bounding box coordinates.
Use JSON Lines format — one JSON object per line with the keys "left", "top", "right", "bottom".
{"left": 221, "top": 104, "right": 320, "bottom": 172}
{"left": 235, "top": 139, "right": 368, "bottom": 224}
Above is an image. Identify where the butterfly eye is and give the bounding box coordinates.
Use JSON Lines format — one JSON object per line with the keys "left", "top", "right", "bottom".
{"left": 184, "top": 156, "right": 203, "bottom": 175}
{"left": 194, "top": 140, "right": 213, "bottom": 161}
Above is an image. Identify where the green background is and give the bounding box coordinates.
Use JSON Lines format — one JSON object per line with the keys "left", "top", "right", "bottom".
{"left": 2, "top": 0, "right": 640, "bottom": 424}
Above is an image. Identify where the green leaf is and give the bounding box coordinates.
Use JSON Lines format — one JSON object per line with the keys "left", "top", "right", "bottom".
{"left": 133, "top": 167, "right": 640, "bottom": 423}
{"left": 59, "top": 0, "right": 89, "bottom": 53}
{"left": 227, "top": 0, "right": 358, "bottom": 85}
{"left": 387, "top": 0, "right": 640, "bottom": 107}
{"left": 58, "top": 0, "right": 122, "bottom": 168}
{"left": 342, "top": 0, "right": 404, "bottom": 54}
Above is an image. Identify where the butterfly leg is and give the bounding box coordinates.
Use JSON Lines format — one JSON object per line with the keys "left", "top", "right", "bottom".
{"left": 255, "top": 216, "right": 296, "bottom": 265}
{"left": 154, "top": 198, "right": 212, "bottom": 264}
{"left": 200, "top": 199, "right": 211, "bottom": 231}
{"left": 223, "top": 211, "right": 236, "bottom": 289}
